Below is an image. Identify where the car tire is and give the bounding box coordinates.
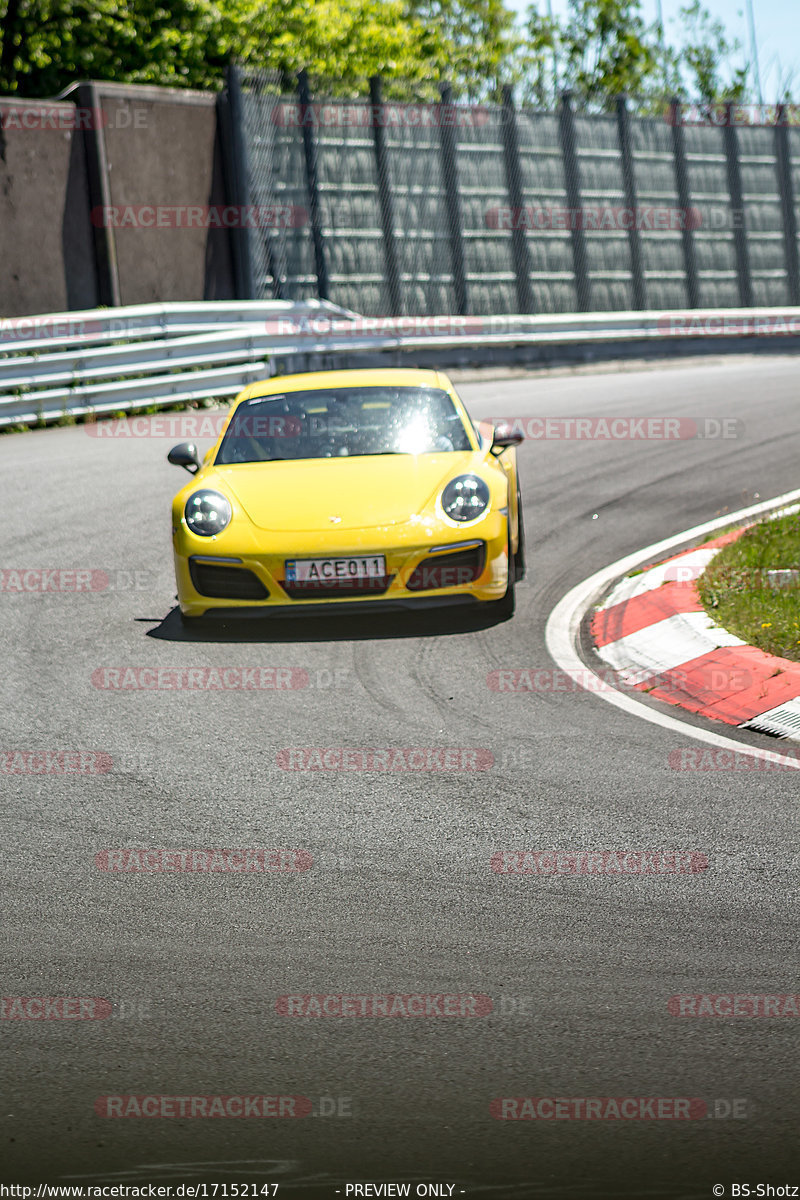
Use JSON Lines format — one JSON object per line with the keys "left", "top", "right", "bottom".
{"left": 178, "top": 610, "right": 202, "bottom": 628}
{"left": 489, "top": 523, "right": 516, "bottom": 619}
{"left": 514, "top": 485, "right": 526, "bottom": 582}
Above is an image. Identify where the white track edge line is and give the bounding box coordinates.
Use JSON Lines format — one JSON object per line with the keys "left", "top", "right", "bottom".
{"left": 544, "top": 486, "right": 800, "bottom": 769}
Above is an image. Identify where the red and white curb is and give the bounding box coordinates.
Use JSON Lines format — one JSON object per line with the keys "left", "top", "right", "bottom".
{"left": 591, "top": 522, "right": 800, "bottom": 740}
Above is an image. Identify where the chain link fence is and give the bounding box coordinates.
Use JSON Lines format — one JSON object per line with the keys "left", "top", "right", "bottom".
{"left": 226, "top": 69, "right": 800, "bottom": 315}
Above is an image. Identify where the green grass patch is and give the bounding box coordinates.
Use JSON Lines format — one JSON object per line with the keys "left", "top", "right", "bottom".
{"left": 697, "top": 512, "right": 800, "bottom": 662}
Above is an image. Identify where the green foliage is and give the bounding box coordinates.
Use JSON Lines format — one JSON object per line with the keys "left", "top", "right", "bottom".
{"left": 406, "top": 0, "right": 524, "bottom": 97}
{"left": 522, "top": 0, "right": 753, "bottom": 110}
{"left": 519, "top": 5, "right": 559, "bottom": 108}
{"left": 672, "top": 0, "right": 748, "bottom": 104}
{"left": 243, "top": 0, "right": 455, "bottom": 96}
{"left": 697, "top": 514, "right": 800, "bottom": 662}
{"left": 0, "top": 0, "right": 241, "bottom": 94}
{"left": 0, "top": 0, "right": 758, "bottom": 103}
{"left": 557, "top": 0, "right": 659, "bottom": 110}
{"left": 0, "top": 0, "right": 456, "bottom": 96}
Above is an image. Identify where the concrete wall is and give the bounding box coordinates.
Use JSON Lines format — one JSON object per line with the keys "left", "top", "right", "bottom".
{"left": 0, "top": 98, "right": 97, "bottom": 316}
{"left": 0, "top": 79, "right": 797, "bottom": 320}
{"left": 93, "top": 83, "right": 234, "bottom": 305}
{"left": 0, "top": 83, "right": 236, "bottom": 318}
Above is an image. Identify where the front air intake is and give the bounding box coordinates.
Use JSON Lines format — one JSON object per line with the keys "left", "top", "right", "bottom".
{"left": 406, "top": 544, "right": 486, "bottom": 591}
{"left": 189, "top": 560, "right": 269, "bottom": 600}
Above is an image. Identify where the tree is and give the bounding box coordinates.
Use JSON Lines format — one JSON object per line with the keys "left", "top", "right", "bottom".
{"left": 0, "top": 0, "right": 761, "bottom": 104}
{"left": 515, "top": 5, "right": 559, "bottom": 108}
{"left": 406, "top": 0, "right": 524, "bottom": 98}
{"left": 241, "top": 0, "right": 454, "bottom": 98}
{"left": 672, "top": 0, "right": 748, "bottom": 104}
{"left": 521, "top": 0, "right": 754, "bottom": 111}
{"left": 0, "top": 0, "right": 493, "bottom": 98}
{"left": 0, "top": 0, "right": 246, "bottom": 95}
{"left": 556, "top": 0, "right": 659, "bottom": 110}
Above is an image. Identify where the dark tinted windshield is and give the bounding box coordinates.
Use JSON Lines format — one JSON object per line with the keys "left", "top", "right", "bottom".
{"left": 215, "top": 386, "right": 473, "bottom": 464}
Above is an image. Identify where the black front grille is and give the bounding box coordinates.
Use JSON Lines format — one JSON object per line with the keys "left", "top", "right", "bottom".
{"left": 406, "top": 545, "right": 486, "bottom": 591}
{"left": 281, "top": 576, "right": 394, "bottom": 599}
{"left": 189, "top": 560, "right": 269, "bottom": 600}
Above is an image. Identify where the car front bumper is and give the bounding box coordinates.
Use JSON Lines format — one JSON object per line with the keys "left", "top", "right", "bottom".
{"left": 173, "top": 514, "right": 510, "bottom": 617}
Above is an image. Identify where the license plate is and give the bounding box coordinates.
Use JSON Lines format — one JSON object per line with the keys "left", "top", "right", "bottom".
{"left": 285, "top": 555, "right": 386, "bottom": 584}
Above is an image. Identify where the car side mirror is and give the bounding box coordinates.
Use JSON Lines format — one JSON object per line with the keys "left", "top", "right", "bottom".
{"left": 490, "top": 425, "right": 524, "bottom": 456}
{"left": 168, "top": 442, "right": 201, "bottom": 474}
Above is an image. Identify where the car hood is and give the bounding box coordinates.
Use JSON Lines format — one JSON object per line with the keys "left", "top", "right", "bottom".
{"left": 213, "top": 453, "right": 479, "bottom": 532}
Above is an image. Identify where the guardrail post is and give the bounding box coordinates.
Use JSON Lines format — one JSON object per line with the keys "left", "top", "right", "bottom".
{"left": 723, "top": 101, "right": 753, "bottom": 307}
{"left": 370, "top": 76, "right": 402, "bottom": 314}
{"left": 438, "top": 83, "right": 468, "bottom": 315}
{"left": 616, "top": 94, "right": 646, "bottom": 310}
{"left": 775, "top": 103, "right": 800, "bottom": 305}
{"left": 297, "top": 69, "right": 329, "bottom": 301}
{"left": 219, "top": 65, "right": 257, "bottom": 300}
{"left": 558, "top": 91, "right": 589, "bottom": 311}
{"left": 501, "top": 86, "right": 534, "bottom": 314}
{"left": 76, "top": 82, "right": 120, "bottom": 307}
{"left": 669, "top": 98, "right": 700, "bottom": 308}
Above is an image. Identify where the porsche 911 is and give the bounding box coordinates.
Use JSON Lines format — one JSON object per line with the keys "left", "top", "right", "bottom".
{"left": 168, "top": 368, "right": 524, "bottom": 622}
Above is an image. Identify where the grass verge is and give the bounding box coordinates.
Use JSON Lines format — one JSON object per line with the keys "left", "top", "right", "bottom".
{"left": 697, "top": 511, "right": 800, "bottom": 662}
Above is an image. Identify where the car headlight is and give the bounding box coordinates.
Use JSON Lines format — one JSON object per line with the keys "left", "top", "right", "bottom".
{"left": 184, "top": 490, "right": 232, "bottom": 537}
{"left": 441, "top": 475, "right": 490, "bottom": 522}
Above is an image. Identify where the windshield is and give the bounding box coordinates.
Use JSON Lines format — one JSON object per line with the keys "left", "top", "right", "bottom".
{"left": 215, "top": 386, "right": 474, "bottom": 465}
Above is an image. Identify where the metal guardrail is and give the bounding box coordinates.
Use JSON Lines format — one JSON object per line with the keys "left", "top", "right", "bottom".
{"left": 0, "top": 300, "right": 356, "bottom": 426}
{"left": 0, "top": 299, "right": 357, "bottom": 353}
{"left": 1, "top": 302, "right": 799, "bottom": 428}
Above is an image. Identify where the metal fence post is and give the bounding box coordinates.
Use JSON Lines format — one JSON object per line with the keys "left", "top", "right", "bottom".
{"left": 774, "top": 103, "right": 800, "bottom": 306}
{"left": 219, "top": 65, "right": 257, "bottom": 300}
{"left": 297, "top": 69, "right": 329, "bottom": 301}
{"left": 616, "top": 94, "right": 646, "bottom": 310}
{"left": 76, "top": 82, "right": 120, "bottom": 306}
{"left": 558, "top": 91, "right": 589, "bottom": 311}
{"left": 723, "top": 101, "right": 753, "bottom": 307}
{"left": 438, "top": 83, "right": 468, "bottom": 316}
{"left": 369, "top": 76, "right": 402, "bottom": 315}
{"left": 669, "top": 98, "right": 700, "bottom": 309}
{"left": 501, "top": 86, "right": 534, "bottom": 313}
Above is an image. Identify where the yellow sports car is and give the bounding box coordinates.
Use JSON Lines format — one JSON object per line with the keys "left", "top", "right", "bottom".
{"left": 168, "top": 368, "right": 524, "bottom": 622}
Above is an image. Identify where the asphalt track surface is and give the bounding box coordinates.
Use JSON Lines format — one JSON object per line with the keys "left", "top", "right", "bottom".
{"left": 2, "top": 355, "right": 799, "bottom": 1199}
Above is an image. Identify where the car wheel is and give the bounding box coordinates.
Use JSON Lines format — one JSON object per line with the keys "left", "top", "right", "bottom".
{"left": 178, "top": 610, "right": 202, "bottom": 628}
{"left": 489, "top": 524, "right": 516, "bottom": 619}
{"left": 514, "top": 485, "right": 526, "bottom": 582}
